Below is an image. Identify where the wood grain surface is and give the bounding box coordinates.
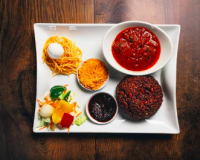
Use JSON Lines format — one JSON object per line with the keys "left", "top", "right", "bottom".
{"left": 0, "top": 0, "right": 199, "bottom": 160}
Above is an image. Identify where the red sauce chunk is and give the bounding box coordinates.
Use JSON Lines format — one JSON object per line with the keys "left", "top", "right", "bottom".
{"left": 112, "top": 27, "right": 161, "bottom": 71}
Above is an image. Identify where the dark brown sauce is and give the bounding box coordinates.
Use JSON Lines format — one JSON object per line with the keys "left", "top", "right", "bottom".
{"left": 88, "top": 93, "right": 117, "bottom": 122}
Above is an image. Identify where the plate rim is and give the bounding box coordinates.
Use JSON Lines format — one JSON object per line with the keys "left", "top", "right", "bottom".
{"left": 33, "top": 23, "right": 180, "bottom": 134}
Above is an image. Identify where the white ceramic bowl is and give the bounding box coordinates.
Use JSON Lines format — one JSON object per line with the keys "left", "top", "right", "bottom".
{"left": 85, "top": 92, "right": 118, "bottom": 124}
{"left": 77, "top": 58, "right": 110, "bottom": 91}
{"left": 102, "top": 21, "right": 173, "bottom": 75}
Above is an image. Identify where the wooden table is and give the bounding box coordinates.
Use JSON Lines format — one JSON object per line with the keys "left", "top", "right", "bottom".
{"left": 0, "top": 0, "right": 200, "bottom": 159}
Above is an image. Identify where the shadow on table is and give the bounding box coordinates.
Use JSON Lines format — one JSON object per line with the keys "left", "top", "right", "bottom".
{"left": 94, "top": 133, "right": 172, "bottom": 140}
{"left": 31, "top": 132, "right": 172, "bottom": 141}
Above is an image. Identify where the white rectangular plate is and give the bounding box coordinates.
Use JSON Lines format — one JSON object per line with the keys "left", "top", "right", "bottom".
{"left": 33, "top": 23, "right": 180, "bottom": 134}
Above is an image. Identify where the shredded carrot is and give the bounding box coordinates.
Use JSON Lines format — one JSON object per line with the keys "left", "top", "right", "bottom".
{"left": 50, "top": 121, "right": 53, "bottom": 130}
{"left": 68, "top": 126, "right": 71, "bottom": 134}
{"left": 72, "top": 102, "right": 77, "bottom": 113}
{"left": 76, "top": 112, "right": 82, "bottom": 118}
{"left": 37, "top": 99, "right": 44, "bottom": 105}
{"left": 39, "top": 125, "right": 47, "bottom": 131}
{"left": 64, "top": 84, "right": 68, "bottom": 87}
{"left": 72, "top": 102, "right": 77, "bottom": 108}
{"left": 45, "top": 99, "right": 49, "bottom": 103}
{"left": 44, "top": 95, "right": 50, "bottom": 103}
{"left": 51, "top": 103, "right": 57, "bottom": 108}
{"left": 50, "top": 122, "right": 52, "bottom": 127}
{"left": 51, "top": 105, "right": 56, "bottom": 108}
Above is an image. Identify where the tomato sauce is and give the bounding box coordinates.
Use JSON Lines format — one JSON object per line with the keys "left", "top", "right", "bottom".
{"left": 112, "top": 27, "right": 161, "bottom": 71}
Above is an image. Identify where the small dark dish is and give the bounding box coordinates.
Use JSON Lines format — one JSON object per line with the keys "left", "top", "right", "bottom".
{"left": 86, "top": 92, "right": 118, "bottom": 124}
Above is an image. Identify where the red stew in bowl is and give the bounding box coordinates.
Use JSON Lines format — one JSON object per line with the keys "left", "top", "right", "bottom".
{"left": 112, "top": 27, "right": 161, "bottom": 71}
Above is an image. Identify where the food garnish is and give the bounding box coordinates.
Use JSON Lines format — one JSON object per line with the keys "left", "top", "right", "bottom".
{"left": 42, "top": 36, "right": 82, "bottom": 76}
{"left": 37, "top": 85, "right": 87, "bottom": 132}
{"left": 78, "top": 59, "right": 109, "bottom": 90}
{"left": 64, "top": 91, "right": 71, "bottom": 101}
{"left": 75, "top": 115, "right": 87, "bottom": 126}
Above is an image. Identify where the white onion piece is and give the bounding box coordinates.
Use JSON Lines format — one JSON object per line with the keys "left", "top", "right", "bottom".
{"left": 39, "top": 104, "right": 54, "bottom": 118}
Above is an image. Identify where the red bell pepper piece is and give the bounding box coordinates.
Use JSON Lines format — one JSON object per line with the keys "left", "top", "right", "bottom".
{"left": 59, "top": 113, "right": 74, "bottom": 128}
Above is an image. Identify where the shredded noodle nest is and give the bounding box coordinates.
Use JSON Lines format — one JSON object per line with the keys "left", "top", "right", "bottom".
{"left": 42, "top": 36, "right": 82, "bottom": 76}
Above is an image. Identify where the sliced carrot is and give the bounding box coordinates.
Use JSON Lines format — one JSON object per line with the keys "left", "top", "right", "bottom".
{"left": 76, "top": 112, "right": 82, "bottom": 118}
{"left": 44, "top": 95, "right": 50, "bottom": 103}
{"left": 64, "top": 84, "right": 68, "bottom": 87}
{"left": 72, "top": 102, "right": 77, "bottom": 113}
{"left": 72, "top": 102, "right": 77, "bottom": 108}
{"left": 51, "top": 103, "right": 57, "bottom": 108}
{"left": 51, "top": 105, "right": 56, "bottom": 108}
{"left": 49, "top": 121, "right": 53, "bottom": 130}
{"left": 45, "top": 99, "right": 49, "bottom": 103}
{"left": 39, "top": 125, "right": 47, "bottom": 131}
{"left": 68, "top": 126, "right": 71, "bottom": 134}
{"left": 50, "top": 121, "right": 52, "bottom": 127}
{"left": 37, "top": 99, "right": 44, "bottom": 105}
{"left": 64, "top": 90, "right": 67, "bottom": 94}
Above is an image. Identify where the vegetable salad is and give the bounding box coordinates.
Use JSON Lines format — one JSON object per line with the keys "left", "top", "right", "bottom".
{"left": 37, "top": 85, "right": 87, "bottom": 132}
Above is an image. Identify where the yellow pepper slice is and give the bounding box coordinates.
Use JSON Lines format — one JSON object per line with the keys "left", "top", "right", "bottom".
{"left": 52, "top": 100, "right": 74, "bottom": 124}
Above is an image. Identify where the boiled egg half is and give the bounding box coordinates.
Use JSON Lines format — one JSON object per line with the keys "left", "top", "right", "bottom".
{"left": 47, "top": 43, "right": 64, "bottom": 59}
